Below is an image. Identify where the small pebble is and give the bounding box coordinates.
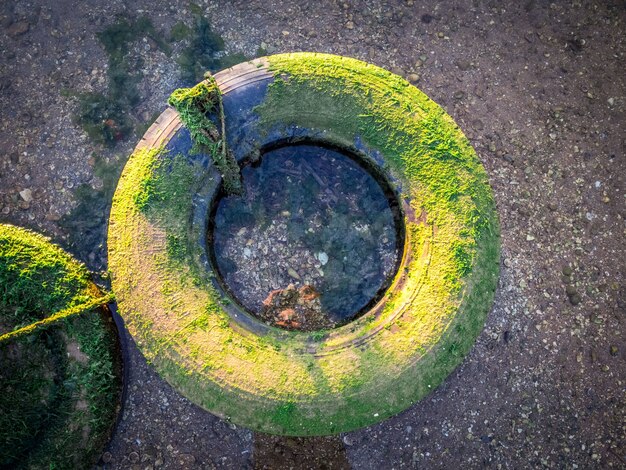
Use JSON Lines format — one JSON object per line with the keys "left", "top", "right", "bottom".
{"left": 407, "top": 73, "right": 420, "bottom": 83}
{"left": 390, "top": 66, "right": 404, "bottom": 77}
{"left": 455, "top": 60, "right": 471, "bottom": 71}
{"left": 569, "top": 293, "right": 581, "bottom": 305}
{"left": 19, "top": 188, "right": 33, "bottom": 202}
{"left": 342, "top": 435, "right": 354, "bottom": 446}
{"left": 7, "top": 21, "right": 30, "bottom": 37}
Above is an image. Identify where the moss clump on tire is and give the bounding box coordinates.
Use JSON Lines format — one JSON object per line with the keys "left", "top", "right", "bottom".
{"left": 108, "top": 53, "right": 500, "bottom": 436}
{"left": 0, "top": 224, "right": 122, "bottom": 468}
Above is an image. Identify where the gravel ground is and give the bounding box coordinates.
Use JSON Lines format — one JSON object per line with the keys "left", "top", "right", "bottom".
{"left": 1, "top": 0, "right": 624, "bottom": 468}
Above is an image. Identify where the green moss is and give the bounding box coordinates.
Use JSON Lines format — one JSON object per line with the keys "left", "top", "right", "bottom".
{"left": 108, "top": 53, "right": 500, "bottom": 436}
{"left": 168, "top": 80, "right": 243, "bottom": 195}
{"left": 255, "top": 53, "right": 496, "bottom": 282}
{"left": 98, "top": 16, "right": 171, "bottom": 61}
{"left": 177, "top": 13, "right": 246, "bottom": 83}
{"left": 69, "top": 16, "right": 169, "bottom": 146}
{"left": 0, "top": 333, "right": 60, "bottom": 466}
{"left": 170, "top": 21, "right": 192, "bottom": 42}
{"left": 0, "top": 224, "right": 121, "bottom": 468}
{"left": 0, "top": 225, "right": 92, "bottom": 330}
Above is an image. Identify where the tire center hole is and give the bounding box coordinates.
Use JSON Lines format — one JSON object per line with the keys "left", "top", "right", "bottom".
{"left": 209, "top": 142, "right": 403, "bottom": 331}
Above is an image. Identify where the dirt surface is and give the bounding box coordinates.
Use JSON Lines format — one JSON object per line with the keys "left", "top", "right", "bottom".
{"left": 1, "top": 0, "right": 624, "bottom": 468}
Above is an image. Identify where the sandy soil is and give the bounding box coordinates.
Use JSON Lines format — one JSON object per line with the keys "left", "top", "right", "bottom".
{"left": 1, "top": 0, "right": 624, "bottom": 468}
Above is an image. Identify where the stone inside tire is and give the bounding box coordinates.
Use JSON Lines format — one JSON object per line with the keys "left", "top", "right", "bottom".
{"left": 108, "top": 52, "right": 500, "bottom": 436}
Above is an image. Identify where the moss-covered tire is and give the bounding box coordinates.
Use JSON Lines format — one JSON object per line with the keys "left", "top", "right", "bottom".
{"left": 108, "top": 53, "right": 500, "bottom": 436}
{"left": 0, "top": 224, "right": 123, "bottom": 468}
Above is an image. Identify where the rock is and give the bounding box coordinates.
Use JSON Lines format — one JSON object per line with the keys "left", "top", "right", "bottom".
{"left": 177, "top": 454, "right": 196, "bottom": 466}
{"left": 568, "top": 293, "right": 581, "bottom": 306}
{"left": 455, "top": 59, "right": 471, "bottom": 71}
{"left": 260, "top": 284, "right": 332, "bottom": 331}
{"left": 0, "top": 76, "right": 13, "bottom": 91}
{"left": 407, "top": 73, "right": 420, "bottom": 83}
{"left": 502, "top": 154, "right": 514, "bottom": 164}
{"left": 7, "top": 21, "right": 29, "bottom": 37}
{"left": 453, "top": 91, "right": 465, "bottom": 100}
{"left": 565, "top": 285, "right": 577, "bottom": 297}
{"left": 437, "top": 31, "right": 445, "bottom": 38}
{"left": 390, "top": 66, "right": 404, "bottom": 77}
{"left": 609, "top": 345, "right": 618, "bottom": 356}
{"left": 19, "top": 188, "right": 33, "bottom": 202}
{"left": 526, "top": 234, "right": 535, "bottom": 241}
{"left": 503, "top": 330, "right": 511, "bottom": 343}
{"left": 342, "top": 434, "right": 355, "bottom": 446}
{"left": 317, "top": 251, "right": 329, "bottom": 265}
{"left": 562, "top": 266, "right": 573, "bottom": 277}
{"left": 345, "top": 21, "right": 355, "bottom": 30}
{"left": 287, "top": 267, "right": 301, "bottom": 280}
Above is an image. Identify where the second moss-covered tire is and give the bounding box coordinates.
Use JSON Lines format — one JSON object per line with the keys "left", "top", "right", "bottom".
{"left": 108, "top": 53, "right": 500, "bottom": 435}
{"left": 0, "top": 224, "right": 123, "bottom": 468}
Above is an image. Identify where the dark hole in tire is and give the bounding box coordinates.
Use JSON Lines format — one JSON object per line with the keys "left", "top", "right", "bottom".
{"left": 208, "top": 139, "right": 405, "bottom": 331}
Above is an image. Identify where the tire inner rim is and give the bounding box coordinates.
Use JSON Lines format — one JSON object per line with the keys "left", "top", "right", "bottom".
{"left": 208, "top": 140, "right": 404, "bottom": 332}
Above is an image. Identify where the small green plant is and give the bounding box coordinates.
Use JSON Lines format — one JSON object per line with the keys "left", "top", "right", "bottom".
{"left": 168, "top": 77, "right": 243, "bottom": 195}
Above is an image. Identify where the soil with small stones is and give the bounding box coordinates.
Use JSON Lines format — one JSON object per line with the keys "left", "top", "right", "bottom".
{"left": 1, "top": 1, "right": 624, "bottom": 469}
{"left": 212, "top": 143, "right": 399, "bottom": 330}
